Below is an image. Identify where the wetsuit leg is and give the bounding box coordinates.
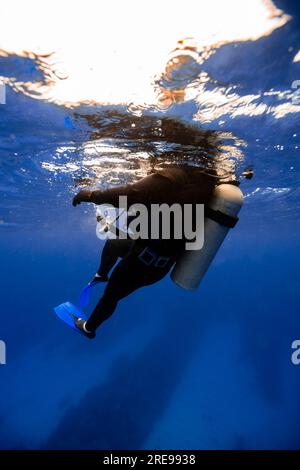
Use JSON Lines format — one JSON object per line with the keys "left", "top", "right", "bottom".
{"left": 86, "top": 253, "right": 173, "bottom": 331}
{"left": 97, "top": 239, "right": 134, "bottom": 276}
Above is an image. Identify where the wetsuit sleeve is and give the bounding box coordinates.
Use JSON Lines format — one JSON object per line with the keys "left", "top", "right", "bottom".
{"left": 89, "top": 173, "right": 174, "bottom": 207}
{"left": 89, "top": 185, "right": 141, "bottom": 207}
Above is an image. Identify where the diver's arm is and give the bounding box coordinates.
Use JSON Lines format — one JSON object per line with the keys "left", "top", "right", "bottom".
{"left": 72, "top": 186, "right": 139, "bottom": 207}
{"left": 89, "top": 185, "right": 141, "bottom": 207}
{"left": 72, "top": 173, "right": 174, "bottom": 208}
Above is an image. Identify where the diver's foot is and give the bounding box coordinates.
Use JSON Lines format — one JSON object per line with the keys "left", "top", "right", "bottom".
{"left": 73, "top": 316, "right": 96, "bottom": 339}
{"left": 89, "top": 273, "right": 109, "bottom": 284}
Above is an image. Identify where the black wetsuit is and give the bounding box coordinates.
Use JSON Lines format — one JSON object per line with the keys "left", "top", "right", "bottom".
{"left": 85, "top": 167, "right": 218, "bottom": 332}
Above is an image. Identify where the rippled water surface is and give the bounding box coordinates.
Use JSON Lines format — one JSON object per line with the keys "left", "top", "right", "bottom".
{"left": 0, "top": 0, "right": 300, "bottom": 451}
{"left": 1, "top": 0, "right": 299, "bottom": 229}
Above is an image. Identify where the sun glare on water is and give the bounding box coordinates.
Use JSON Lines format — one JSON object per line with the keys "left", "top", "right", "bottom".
{"left": 0, "top": 0, "right": 290, "bottom": 107}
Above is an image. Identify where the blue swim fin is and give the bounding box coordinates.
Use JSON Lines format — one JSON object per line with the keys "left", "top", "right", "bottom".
{"left": 54, "top": 301, "right": 87, "bottom": 335}
{"left": 79, "top": 278, "right": 107, "bottom": 308}
{"left": 79, "top": 284, "right": 94, "bottom": 309}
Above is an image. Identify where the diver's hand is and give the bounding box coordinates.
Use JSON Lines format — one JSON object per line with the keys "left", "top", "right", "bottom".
{"left": 72, "top": 190, "right": 93, "bottom": 207}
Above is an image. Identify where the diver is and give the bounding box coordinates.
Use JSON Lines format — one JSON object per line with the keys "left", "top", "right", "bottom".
{"left": 72, "top": 165, "right": 226, "bottom": 339}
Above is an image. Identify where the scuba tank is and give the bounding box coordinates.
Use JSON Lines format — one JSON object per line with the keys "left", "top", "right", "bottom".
{"left": 170, "top": 183, "right": 244, "bottom": 290}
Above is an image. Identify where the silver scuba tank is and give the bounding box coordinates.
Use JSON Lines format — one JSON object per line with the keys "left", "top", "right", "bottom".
{"left": 170, "top": 184, "right": 244, "bottom": 290}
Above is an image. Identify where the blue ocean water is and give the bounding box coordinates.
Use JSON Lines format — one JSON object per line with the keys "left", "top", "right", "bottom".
{"left": 0, "top": 0, "right": 300, "bottom": 450}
